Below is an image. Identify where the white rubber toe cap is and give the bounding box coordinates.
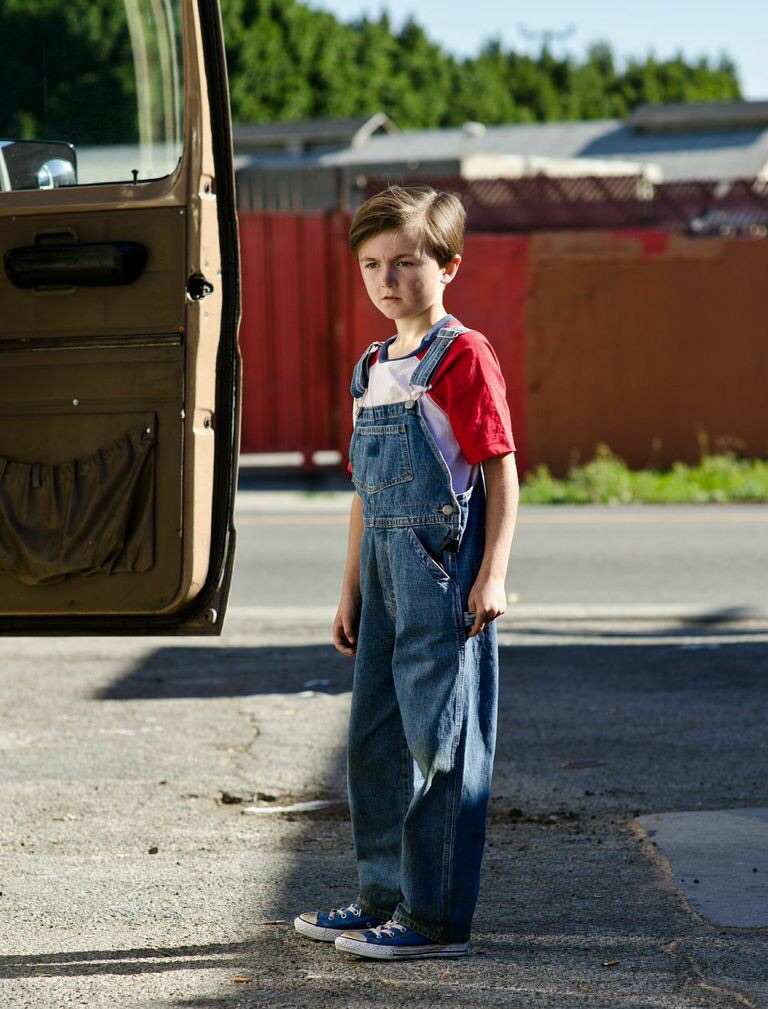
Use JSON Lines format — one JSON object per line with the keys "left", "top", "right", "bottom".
{"left": 293, "top": 912, "right": 338, "bottom": 942}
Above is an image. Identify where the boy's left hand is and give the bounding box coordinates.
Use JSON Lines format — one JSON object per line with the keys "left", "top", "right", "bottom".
{"left": 466, "top": 574, "right": 507, "bottom": 638}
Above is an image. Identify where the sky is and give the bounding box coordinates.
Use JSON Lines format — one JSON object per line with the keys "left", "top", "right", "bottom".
{"left": 307, "top": 0, "right": 768, "bottom": 100}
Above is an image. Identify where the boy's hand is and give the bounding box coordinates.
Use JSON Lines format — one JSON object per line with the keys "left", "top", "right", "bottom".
{"left": 333, "top": 594, "right": 361, "bottom": 656}
{"left": 466, "top": 574, "right": 507, "bottom": 638}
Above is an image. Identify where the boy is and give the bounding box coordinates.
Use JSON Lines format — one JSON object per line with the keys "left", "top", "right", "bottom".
{"left": 294, "top": 185, "right": 518, "bottom": 959}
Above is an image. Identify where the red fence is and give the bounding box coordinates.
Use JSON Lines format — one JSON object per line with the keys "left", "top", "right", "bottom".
{"left": 238, "top": 211, "right": 768, "bottom": 475}
{"left": 239, "top": 213, "right": 336, "bottom": 460}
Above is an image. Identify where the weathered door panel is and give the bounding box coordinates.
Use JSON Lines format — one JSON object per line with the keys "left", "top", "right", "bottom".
{"left": 0, "top": 0, "right": 241, "bottom": 634}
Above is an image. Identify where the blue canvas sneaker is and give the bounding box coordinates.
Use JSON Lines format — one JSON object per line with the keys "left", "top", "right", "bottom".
{"left": 334, "top": 920, "right": 470, "bottom": 959}
{"left": 293, "top": 901, "right": 385, "bottom": 942}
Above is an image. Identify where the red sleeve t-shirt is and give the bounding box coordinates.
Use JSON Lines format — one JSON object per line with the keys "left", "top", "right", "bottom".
{"left": 347, "top": 327, "right": 515, "bottom": 477}
{"left": 427, "top": 330, "right": 516, "bottom": 464}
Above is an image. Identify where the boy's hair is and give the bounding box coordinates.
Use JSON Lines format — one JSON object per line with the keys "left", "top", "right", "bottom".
{"left": 349, "top": 185, "right": 466, "bottom": 267}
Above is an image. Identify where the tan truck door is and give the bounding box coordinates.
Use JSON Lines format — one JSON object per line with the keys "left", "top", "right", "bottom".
{"left": 0, "top": 0, "right": 241, "bottom": 634}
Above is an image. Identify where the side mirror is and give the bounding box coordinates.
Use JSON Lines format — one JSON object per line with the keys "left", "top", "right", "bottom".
{"left": 36, "top": 158, "right": 78, "bottom": 190}
{"left": 0, "top": 140, "right": 78, "bottom": 192}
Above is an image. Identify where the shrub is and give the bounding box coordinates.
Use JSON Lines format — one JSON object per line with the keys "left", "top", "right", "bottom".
{"left": 519, "top": 448, "right": 768, "bottom": 504}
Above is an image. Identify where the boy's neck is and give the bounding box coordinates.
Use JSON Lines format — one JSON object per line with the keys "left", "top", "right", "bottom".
{"left": 392, "top": 305, "right": 450, "bottom": 349}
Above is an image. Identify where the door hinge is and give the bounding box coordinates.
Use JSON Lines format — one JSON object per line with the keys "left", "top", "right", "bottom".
{"left": 186, "top": 272, "right": 214, "bottom": 301}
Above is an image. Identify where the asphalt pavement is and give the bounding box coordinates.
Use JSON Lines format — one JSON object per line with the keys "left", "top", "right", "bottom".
{"left": 232, "top": 489, "right": 768, "bottom": 618}
{"left": 0, "top": 487, "right": 766, "bottom": 1009}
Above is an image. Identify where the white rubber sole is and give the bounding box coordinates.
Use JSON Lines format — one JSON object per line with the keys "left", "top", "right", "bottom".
{"left": 293, "top": 914, "right": 377, "bottom": 942}
{"left": 293, "top": 914, "right": 341, "bottom": 942}
{"left": 334, "top": 933, "right": 469, "bottom": 959}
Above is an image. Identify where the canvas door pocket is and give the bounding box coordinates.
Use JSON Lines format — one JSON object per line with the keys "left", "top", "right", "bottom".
{"left": 350, "top": 423, "right": 413, "bottom": 494}
{"left": 0, "top": 424, "right": 157, "bottom": 585}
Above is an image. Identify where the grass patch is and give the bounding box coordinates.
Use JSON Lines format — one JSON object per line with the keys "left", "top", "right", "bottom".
{"left": 520, "top": 445, "right": 768, "bottom": 504}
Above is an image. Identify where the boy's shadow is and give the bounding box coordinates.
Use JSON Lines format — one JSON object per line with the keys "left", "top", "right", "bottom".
{"left": 95, "top": 645, "right": 354, "bottom": 699}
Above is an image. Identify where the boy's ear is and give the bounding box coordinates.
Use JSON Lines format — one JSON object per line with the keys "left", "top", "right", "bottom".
{"left": 442, "top": 254, "right": 462, "bottom": 284}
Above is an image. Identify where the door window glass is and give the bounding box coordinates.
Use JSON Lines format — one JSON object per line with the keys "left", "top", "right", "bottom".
{"left": 0, "top": 0, "right": 184, "bottom": 191}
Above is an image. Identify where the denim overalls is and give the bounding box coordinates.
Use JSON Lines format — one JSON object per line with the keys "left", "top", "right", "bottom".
{"left": 347, "top": 324, "right": 499, "bottom": 945}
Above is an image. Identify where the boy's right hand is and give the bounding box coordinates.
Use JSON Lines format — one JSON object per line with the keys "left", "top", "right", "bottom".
{"left": 333, "top": 595, "right": 361, "bottom": 657}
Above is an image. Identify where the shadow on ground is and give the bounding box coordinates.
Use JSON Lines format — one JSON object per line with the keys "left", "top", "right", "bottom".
{"left": 94, "top": 645, "right": 355, "bottom": 699}
{"left": 14, "top": 635, "right": 768, "bottom": 1007}
{"left": 0, "top": 944, "right": 252, "bottom": 979}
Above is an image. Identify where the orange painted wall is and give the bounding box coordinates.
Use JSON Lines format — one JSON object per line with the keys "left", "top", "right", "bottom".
{"left": 525, "top": 230, "right": 768, "bottom": 473}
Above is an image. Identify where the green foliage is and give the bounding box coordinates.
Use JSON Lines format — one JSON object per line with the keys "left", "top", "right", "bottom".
{"left": 219, "top": 4, "right": 743, "bottom": 128}
{"left": 0, "top": 0, "right": 744, "bottom": 143}
{"left": 520, "top": 445, "right": 768, "bottom": 505}
{"left": 0, "top": 0, "right": 138, "bottom": 143}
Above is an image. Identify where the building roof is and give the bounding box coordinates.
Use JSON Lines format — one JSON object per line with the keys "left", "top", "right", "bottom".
{"left": 628, "top": 100, "right": 768, "bottom": 133}
{"left": 233, "top": 113, "right": 395, "bottom": 150}
{"left": 321, "top": 105, "right": 768, "bottom": 181}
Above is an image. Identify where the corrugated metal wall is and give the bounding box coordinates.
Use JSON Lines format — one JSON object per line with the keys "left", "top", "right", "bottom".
{"left": 238, "top": 211, "right": 767, "bottom": 475}
{"left": 239, "top": 213, "right": 337, "bottom": 462}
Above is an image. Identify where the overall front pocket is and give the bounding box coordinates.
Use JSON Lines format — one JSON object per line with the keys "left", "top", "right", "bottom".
{"left": 349, "top": 423, "right": 413, "bottom": 494}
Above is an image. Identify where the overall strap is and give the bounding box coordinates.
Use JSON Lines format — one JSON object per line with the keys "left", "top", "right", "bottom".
{"left": 350, "top": 341, "right": 383, "bottom": 397}
{"left": 409, "top": 325, "right": 470, "bottom": 392}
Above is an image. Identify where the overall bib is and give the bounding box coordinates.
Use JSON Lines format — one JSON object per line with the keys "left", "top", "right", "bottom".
{"left": 347, "top": 325, "right": 499, "bottom": 944}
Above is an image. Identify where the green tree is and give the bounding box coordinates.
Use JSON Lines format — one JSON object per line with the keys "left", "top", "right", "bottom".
{"left": 451, "top": 40, "right": 520, "bottom": 125}
{"left": 351, "top": 14, "right": 401, "bottom": 121}
{"left": 0, "top": 0, "right": 137, "bottom": 143}
{"left": 388, "top": 18, "right": 455, "bottom": 128}
{"left": 219, "top": 2, "right": 744, "bottom": 126}
{"left": 0, "top": 0, "right": 745, "bottom": 143}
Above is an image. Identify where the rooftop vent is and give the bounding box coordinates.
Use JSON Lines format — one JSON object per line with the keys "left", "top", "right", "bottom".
{"left": 462, "top": 121, "right": 487, "bottom": 138}
{"left": 628, "top": 100, "right": 768, "bottom": 134}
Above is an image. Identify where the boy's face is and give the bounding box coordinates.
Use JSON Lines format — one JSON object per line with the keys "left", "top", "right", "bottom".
{"left": 357, "top": 228, "right": 460, "bottom": 323}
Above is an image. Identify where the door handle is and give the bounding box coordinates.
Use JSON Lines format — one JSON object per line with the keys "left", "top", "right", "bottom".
{"left": 3, "top": 241, "right": 147, "bottom": 288}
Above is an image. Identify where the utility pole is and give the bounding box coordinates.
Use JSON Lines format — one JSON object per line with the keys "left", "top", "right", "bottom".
{"left": 517, "top": 23, "right": 576, "bottom": 51}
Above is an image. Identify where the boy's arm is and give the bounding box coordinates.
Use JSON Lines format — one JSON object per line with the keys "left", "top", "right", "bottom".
{"left": 467, "top": 452, "right": 519, "bottom": 637}
{"left": 334, "top": 490, "right": 364, "bottom": 656}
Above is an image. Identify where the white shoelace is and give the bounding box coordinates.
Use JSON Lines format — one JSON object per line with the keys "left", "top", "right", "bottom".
{"left": 327, "top": 901, "right": 362, "bottom": 921}
{"left": 368, "top": 919, "right": 408, "bottom": 939}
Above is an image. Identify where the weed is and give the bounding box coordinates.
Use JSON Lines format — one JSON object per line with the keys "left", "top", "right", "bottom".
{"left": 520, "top": 447, "right": 768, "bottom": 504}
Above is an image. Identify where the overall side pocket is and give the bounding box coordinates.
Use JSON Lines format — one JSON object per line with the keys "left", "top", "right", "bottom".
{"left": 404, "top": 525, "right": 452, "bottom": 583}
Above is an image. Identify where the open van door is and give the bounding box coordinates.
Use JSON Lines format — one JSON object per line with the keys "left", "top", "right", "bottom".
{"left": 0, "top": 0, "right": 240, "bottom": 634}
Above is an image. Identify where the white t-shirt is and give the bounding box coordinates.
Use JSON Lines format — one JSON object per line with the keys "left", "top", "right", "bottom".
{"left": 350, "top": 316, "right": 515, "bottom": 494}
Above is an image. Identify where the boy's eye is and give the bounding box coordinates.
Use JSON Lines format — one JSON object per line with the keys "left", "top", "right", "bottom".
{"left": 361, "top": 259, "right": 414, "bottom": 269}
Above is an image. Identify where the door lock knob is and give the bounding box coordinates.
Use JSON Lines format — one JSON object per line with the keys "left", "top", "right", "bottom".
{"left": 186, "top": 272, "right": 214, "bottom": 301}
